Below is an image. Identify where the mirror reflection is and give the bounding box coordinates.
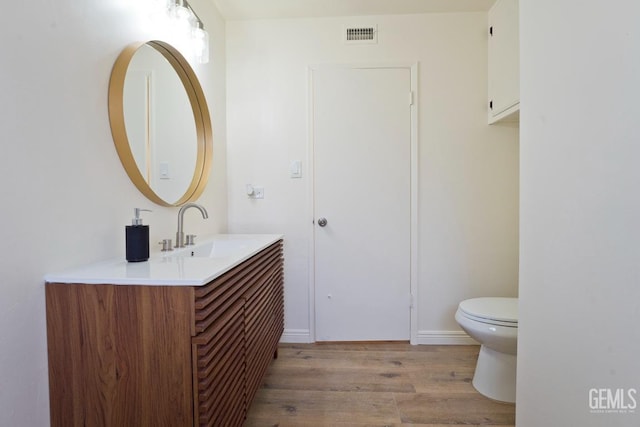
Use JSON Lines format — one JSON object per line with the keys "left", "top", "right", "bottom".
{"left": 123, "top": 44, "right": 197, "bottom": 204}
{"left": 108, "top": 40, "right": 212, "bottom": 207}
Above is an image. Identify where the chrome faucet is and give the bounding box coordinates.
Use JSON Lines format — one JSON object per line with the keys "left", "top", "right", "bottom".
{"left": 175, "top": 203, "right": 208, "bottom": 248}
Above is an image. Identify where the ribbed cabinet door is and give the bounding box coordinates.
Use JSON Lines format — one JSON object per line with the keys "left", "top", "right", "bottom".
{"left": 244, "top": 250, "right": 284, "bottom": 407}
{"left": 191, "top": 240, "right": 284, "bottom": 426}
{"left": 192, "top": 299, "right": 246, "bottom": 427}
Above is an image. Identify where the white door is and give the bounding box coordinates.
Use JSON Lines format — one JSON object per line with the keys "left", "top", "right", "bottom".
{"left": 312, "top": 66, "right": 412, "bottom": 341}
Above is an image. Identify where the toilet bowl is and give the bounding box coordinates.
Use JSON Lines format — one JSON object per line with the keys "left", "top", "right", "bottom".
{"left": 455, "top": 297, "right": 518, "bottom": 403}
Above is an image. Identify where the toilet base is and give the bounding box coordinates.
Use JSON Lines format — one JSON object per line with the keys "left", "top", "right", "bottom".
{"left": 472, "top": 345, "right": 517, "bottom": 403}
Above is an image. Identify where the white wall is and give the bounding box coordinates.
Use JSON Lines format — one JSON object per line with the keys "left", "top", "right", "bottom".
{"left": 518, "top": 1, "right": 640, "bottom": 426}
{"left": 0, "top": 1, "right": 226, "bottom": 424}
{"left": 226, "top": 13, "right": 519, "bottom": 343}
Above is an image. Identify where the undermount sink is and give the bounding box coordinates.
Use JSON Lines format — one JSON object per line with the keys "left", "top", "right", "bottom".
{"left": 172, "top": 237, "right": 261, "bottom": 258}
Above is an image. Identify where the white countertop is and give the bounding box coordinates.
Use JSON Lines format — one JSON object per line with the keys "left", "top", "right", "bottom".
{"left": 44, "top": 234, "right": 283, "bottom": 286}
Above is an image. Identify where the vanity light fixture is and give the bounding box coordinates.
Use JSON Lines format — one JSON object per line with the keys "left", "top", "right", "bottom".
{"left": 169, "top": 0, "right": 193, "bottom": 26}
{"left": 151, "top": 0, "right": 210, "bottom": 64}
{"left": 192, "top": 21, "right": 210, "bottom": 64}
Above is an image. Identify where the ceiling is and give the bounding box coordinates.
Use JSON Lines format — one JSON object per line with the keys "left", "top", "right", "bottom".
{"left": 212, "top": 0, "right": 496, "bottom": 20}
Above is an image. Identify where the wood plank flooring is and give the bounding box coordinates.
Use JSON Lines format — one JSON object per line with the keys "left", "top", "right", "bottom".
{"left": 245, "top": 343, "right": 515, "bottom": 427}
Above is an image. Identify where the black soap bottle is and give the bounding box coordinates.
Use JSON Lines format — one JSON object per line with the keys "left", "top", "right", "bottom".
{"left": 126, "top": 208, "right": 151, "bottom": 262}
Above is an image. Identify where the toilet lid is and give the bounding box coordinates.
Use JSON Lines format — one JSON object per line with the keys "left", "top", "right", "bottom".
{"left": 458, "top": 297, "right": 518, "bottom": 323}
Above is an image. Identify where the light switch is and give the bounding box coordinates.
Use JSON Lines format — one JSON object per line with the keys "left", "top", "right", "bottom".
{"left": 290, "top": 160, "right": 302, "bottom": 178}
{"left": 159, "top": 162, "right": 170, "bottom": 179}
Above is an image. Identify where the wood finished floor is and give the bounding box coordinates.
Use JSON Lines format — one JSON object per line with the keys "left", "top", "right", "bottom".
{"left": 244, "top": 343, "right": 515, "bottom": 427}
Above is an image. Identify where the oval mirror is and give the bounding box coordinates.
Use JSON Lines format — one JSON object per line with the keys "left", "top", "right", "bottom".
{"left": 108, "top": 40, "right": 212, "bottom": 206}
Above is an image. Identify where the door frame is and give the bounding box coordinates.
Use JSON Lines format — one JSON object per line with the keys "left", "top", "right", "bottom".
{"left": 306, "top": 62, "right": 419, "bottom": 344}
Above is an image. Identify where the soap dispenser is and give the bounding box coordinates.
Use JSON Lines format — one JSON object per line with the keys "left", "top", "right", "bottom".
{"left": 126, "top": 208, "right": 151, "bottom": 262}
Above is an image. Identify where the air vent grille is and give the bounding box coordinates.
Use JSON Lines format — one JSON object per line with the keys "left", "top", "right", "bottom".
{"left": 344, "top": 25, "right": 378, "bottom": 44}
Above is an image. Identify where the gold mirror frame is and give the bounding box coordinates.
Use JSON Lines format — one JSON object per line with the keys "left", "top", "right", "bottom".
{"left": 108, "top": 40, "right": 213, "bottom": 206}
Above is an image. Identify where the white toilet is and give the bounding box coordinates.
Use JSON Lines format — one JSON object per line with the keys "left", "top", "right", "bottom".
{"left": 455, "top": 297, "right": 518, "bottom": 403}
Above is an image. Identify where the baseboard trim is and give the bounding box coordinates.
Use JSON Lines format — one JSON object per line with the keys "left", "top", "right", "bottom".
{"left": 280, "top": 329, "right": 312, "bottom": 343}
{"left": 416, "top": 330, "right": 478, "bottom": 345}
{"left": 281, "top": 329, "right": 477, "bottom": 345}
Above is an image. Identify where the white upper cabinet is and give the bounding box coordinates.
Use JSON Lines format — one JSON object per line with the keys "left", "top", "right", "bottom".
{"left": 488, "top": 0, "right": 519, "bottom": 124}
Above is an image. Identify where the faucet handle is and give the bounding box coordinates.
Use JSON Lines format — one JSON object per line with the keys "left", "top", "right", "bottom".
{"left": 185, "top": 234, "right": 197, "bottom": 246}
{"left": 158, "top": 239, "right": 173, "bottom": 252}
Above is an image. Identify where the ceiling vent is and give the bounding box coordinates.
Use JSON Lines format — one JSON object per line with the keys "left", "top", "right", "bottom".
{"left": 344, "top": 25, "right": 378, "bottom": 44}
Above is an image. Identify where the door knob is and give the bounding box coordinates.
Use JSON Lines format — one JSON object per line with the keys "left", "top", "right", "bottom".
{"left": 317, "top": 218, "right": 328, "bottom": 227}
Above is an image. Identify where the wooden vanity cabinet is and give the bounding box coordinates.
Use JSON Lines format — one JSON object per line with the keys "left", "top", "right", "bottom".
{"left": 46, "top": 240, "right": 284, "bottom": 427}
